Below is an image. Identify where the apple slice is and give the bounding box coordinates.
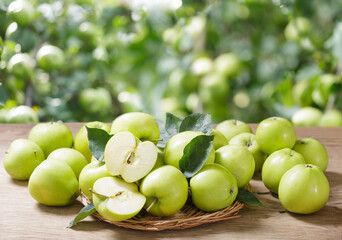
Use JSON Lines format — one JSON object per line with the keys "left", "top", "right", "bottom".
{"left": 104, "top": 131, "right": 158, "bottom": 183}
{"left": 92, "top": 177, "right": 146, "bottom": 221}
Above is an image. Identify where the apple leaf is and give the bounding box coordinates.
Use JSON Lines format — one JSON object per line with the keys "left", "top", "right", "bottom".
{"left": 159, "top": 112, "right": 214, "bottom": 149}
{"left": 0, "top": 83, "right": 8, "bottom": 107}
{"left": 325, "top": 22, "right": 342, "bottom": 60}
{"left": 68, "top": 202, "right": 96, "bottom": 228}
{"left": 0, "top": 36, "right": 3, "bottom": 60}
{"left": 86, "top": 126, "right": 113, "bottom": 162}
{"left": 179, "top": 135, "right": 214, "bottom": 178}
{"left": 179, "top": 113, "right": 213, "bottom": 135}
{"left": 165, "top": 112, "right": 182, "bottom": 136}
{"left": 156, "top": 119, "right": 169, "bottom": 148}
{"left": 236, "top": 189, "right": 263, "bottom": 206}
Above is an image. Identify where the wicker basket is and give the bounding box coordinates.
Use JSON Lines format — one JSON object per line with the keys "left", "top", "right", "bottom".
{"left": 80, "top": 190, "right": 245, "bottom": 231}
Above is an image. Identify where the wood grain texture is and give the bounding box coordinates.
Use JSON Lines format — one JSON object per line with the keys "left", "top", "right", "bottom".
{"left": 0, "top": 123, "right": 341, "bottom": 239}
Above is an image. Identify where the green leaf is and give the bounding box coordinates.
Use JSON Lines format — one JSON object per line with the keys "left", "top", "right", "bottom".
{"left": 0, "top": 83, "right": 8, "bottom": 107}
{"left": 161, "top": 113, "right": 214, "bottom": 149}
{"left": 165, "top": 112, "right": 182, "bottom": 136}
{"left": 86, "top": 126, "right": 113, "bottom": 162}
{"left": 179, "top": 135, "right": 214, "bottom": 178}
{"left": 156, "top": 119, "right": 169, "bottom": 149}
{"left": 236, "top": 189, "right": 263, "bottom": 207}
{"left": 179, "top": 113, "right": 213, "bottom": 135}
{"left": 325, "top": 22, "right": 342, "bottom": 60}
{"left": 0, "top": 36, "right": 3, "bottom": 60}
{"left": 68, "top": 202, "right": 96, "bottom": 228}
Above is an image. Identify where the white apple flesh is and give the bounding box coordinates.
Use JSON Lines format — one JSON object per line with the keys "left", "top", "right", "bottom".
{"left": 105, "top": 131, "right": 158, "bottom": 183}
{"left": 92, "top": 177, "right": 146, "bottom": 221}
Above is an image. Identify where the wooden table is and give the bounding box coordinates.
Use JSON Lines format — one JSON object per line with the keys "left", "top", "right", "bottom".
{"left": 0, "top": 123, "right": 341, "bottom": 239}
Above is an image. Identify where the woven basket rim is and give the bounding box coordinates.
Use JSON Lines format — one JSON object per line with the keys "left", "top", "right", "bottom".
{"left": 80, "top": 189, "right": 246, "bottom": 231}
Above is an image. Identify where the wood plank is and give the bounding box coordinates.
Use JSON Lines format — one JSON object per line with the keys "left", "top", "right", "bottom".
{"left": 0, "top": 123, "right": 341, "bottom": 239}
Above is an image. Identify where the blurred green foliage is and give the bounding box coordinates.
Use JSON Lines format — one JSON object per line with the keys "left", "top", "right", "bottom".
{"left": 0, "top": 0, "right": 341, "bottom": 123}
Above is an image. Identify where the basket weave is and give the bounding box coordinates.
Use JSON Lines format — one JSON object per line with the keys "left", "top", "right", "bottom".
{"left": 80, "top": 190, "right": 245, "bottom": 231}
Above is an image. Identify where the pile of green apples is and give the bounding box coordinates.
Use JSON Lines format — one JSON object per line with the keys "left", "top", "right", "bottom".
{"left": 292, "top": 106, "right": 342, "bottom": 127}
{"left": 3, "top": 112, "right": 330, "bottom": 226}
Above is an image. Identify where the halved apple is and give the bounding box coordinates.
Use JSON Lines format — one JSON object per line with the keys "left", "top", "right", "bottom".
{"left": 92, "top": 177, "right": 146, "bottom": 221}
{"left": 104, "top": 131, "right": 158, "bottom": 183}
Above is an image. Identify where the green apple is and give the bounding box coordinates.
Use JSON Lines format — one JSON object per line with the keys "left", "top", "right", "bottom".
{"left": 204, "top": 104, "right": 229, "bottom": 123}
{"left": 28, "top": 122, "right": 73, "bottom": 156}
{"left": 320, "top": 109, "right": 342, "bottom": 127}
{"left": 292, "top": 79, "right": 313, "bottom": 107}
{"left": 92, "top": 176, "right": 146, "bottom": 221}
{"left": 262, "top": 148, "right": 305, "bottom": 194}
{"left": 160, "top": 97, "right": 186, "bottom": 117}
{"left": 278, "top": 164, "right": 329, "bottom": 214}
{"left": 0, "top": 109, "right": 8, "bottom": 123}
{"left": 140, "top": 165, "right": 188, "bottom": 217}
{"left": 110, "top": 112, "right": 160, "bottom": 141}
{"left": 291, "top": 107, "right": 322, "bottom": 126}
{"left": 7, "top": 0, "right": 35, "bottom": 26}
{"left": 28, "top": 160, "right": 79, "bottom": 206}
{"left": 284, "top": 17, "right": 311, "bottom": 42}
{"left": 168, "top": 68, "right": 198, "bottom": 92}
{"left": 312, "top": 74, "right": 339, "bottom": 107}
{"left": 256, "top": 117, "right": 297, "bottom": 155}
{"left": 4, "top": 139, "right": 45, "bottom": 180}
{"left": 293, "top": 138, "right": 328, "bottom": 172}
{"left": 164, "top": 131, "right": 215, "bottom": 169}
{"left": 229, "top": 133, "right": 267, "bottom": 172}
{"left": 135, "top": 151, "right": 165, "bottom": 188}
{"left": 79, "top": 88, "right": 112, "bottom": 115}
{"left": 104, "top": 131, "right": 158, "bottom": 183}
{"left": 79, "top": 159, "right": 112, "bottom": 200}
{"left": 47, "top": 148, "right": 88, "bottom": 179}
{"left": 215, "top": 145, "right": 255, "bottom": 188}
{"left": 214, "top": 53, "right": 241, "bottom": 77}
{"left": 7, "top": 105, "right": 38, "bottom": 123}
{"left": 190, "top": 163, "right": 238, "bottom": 212}
{"left": 36, "top": 45, "right": 65, "bottom": 71}
{"left": 199, "top": 73, "right": 230, "bottom": 104}
{"left": 162, "top": 27, "right": 181, "bottom": 48}
{"left": 151, "top": 151, "right": 164, "bottom": 171}
{"left": 78, "top": 22, "right": 103, "bottom": 47}
{"left": 190, "top": 57, "right": 214, "bottom": 76}
{"left": 7, "top": 53, "right": 34, "bottom": 79}
{"left": 216, "top": 119, "right": 253, "bottom": 142}
{"left": 211, "top": 128, "right": 228, "bottom": 150}
{"left": 74, "top": 121, "right": 111, "bottom": 162}
{"left": 5, "top": 22, "right": 38, "bottom": 52}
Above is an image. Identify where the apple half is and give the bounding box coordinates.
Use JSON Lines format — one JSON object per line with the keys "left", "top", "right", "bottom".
{"left": 92, "top": 177, "right": 146, "bottom": 221}
{"left": 104, "top": 131, "right": 158, "bottom": 183}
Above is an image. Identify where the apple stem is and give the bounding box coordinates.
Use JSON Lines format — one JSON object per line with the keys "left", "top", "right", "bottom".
{"left": 145, "top": 197, "right": 158, "bottom": 213}
{"left": 279, "top": 209, "right": 287, "bottom": 213}
{"left": 50, "top": 118, "right": 54, "bottom": 124}
{"left": 89, "top": 189, "right": 123, "bottom": 199}
{"left": 5, "top": 151, "right": 9, "bottom": 154}
{"left": 33, "top": 150, "right": 38, "bottom": 162}
{"left": 99, "top": 155, "right": 105, "bottom": 164}
{"left": 149, "top": 139, "right": 163, "bottom": 143}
